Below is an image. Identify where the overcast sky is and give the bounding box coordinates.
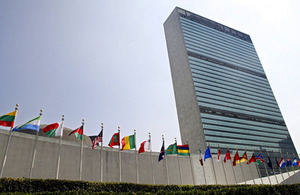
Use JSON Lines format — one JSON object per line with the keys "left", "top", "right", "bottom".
{"left": 1, "top": 0, "right": 299, "bottom": 153}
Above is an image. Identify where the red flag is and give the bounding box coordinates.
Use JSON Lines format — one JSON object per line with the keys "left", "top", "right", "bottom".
{"left": 217, "top": 148, "right": 221, "bottom": 162}
{"left": 298, "top": 160, "right": 300, "bottom": 167}
{"left": 108, "top": 132, "right": 120, "bottom": 148}
{"left": 224, "top": 150, "right": 231, "bottom": 163}
{"left": 233, "top": 151, "right": 240, "bottom": 166}
{"left": 247, "top": 154, "right": 256, "bottom": 164}
{"left": 138, "top": 140, "right": 150, "bottom": 153}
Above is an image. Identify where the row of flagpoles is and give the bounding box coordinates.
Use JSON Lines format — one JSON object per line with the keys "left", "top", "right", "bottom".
{"left": 198, "top": 145, "right": 300, "bottom": 184}
{"left": 0, "top": 105, "right": 192, "bottom": 183}
{"left": 0, "top": 105, "right": 299, "bottom": 184}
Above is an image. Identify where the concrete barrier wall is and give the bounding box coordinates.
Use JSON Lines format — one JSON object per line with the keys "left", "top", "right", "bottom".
{"left": 0, "top": 129, "right": 262, "bottom": 184}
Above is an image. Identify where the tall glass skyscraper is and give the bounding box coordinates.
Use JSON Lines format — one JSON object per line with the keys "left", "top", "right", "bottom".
{"left": 164, "top": 7, "right": 297, "bottom": 175}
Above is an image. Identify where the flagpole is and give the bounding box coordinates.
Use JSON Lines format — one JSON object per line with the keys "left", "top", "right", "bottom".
{"left": 29, "top": 109, "right": 42, "bottom": 179}
{"left": 244, "top": 147, "right": 255, "bottom": 184}
{"left": 134, "top": 130, "right": 139, "bottom": 184}
{"left": 79, "top": 119, "right": 84, "bottom": 180}
{"left": 218, "top": 144, "right": 228, "bottom": 185}
{"left": 56, "top": 115, "right": 64, "bottom": 179}
{"left": 202, "top": 151, "right": 207, "bottom": 185}
{"left": 292, "top": 153, "right": 296, "bottom": 174}
{"left": 163, "top": 135, "right": 169, "bottom": 185}
{"left": 149, "top": 132, "right": 155, "bottom": 184}
{"left": 208, "top": 143, "right": 217, "bottom": 184}
{"left": 253, "top": 149, "right": 263, "bottom": 184}
{"left": 259, "top": 149, "right": 271, "bottom": 184}
{"left": 267, "top": 150, "right": 278, "bottom": 184}
{"left": 273, "top": 151, "right": 284, "bottom": 182}
{"left": 0, "top": 104, "right": 19, "bottom": 178}
{"left": 198, "top": 141, "right": 207, "bottom": 185}
{"left": 287, "top": 152, "right": 295, "bottom": 174}
{"left": 175, "top": 137, "right": 182, "bottom": 185}
{"left": 100, "top": 123, "right": 104, "bottom": 182}
{"left": 228, "top": 145, "right": 237, "bottom": 184}
{"left": 187, "top": 139, "right": 195, "bottom": 185}
{"left": 118, "top": 127, "right": 122, "bottom": 182}
{"left": 236, "top": 146, "right": 246, "bottom": 184}
{"left": 281, "top": 151, "right": 290, "bottom": 177}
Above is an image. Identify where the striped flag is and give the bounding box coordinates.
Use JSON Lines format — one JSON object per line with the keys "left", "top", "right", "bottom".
{"left": 13, "top": 116, "right": 41, "bottom": 131}
{"left": 279, "top": 157, "right": 285, "bottom": 168}
{"left": 69, "top": 125, "right": 84, "bottom": 140}
{"left": 199, "top": 149, "right": 203, "bottom": 166}
{"left": 121, "top": 134, "right": 135, "bottom": 150}
{"left": 177, "top": 144, "right": 190, "bottom": 156}
{"left": 91, "top": 129, "right": 103, "bottom": 150}
{"left": 0, "top": 111, "right": 17, "bottom": 128}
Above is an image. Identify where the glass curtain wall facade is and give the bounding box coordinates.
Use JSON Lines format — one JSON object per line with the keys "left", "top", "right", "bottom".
{"left": 164, "top": 7, "right": 297, "bottom": 176}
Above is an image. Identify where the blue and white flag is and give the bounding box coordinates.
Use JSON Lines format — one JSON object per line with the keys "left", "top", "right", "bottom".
{"left": 13, "top": 116, "right": 41, "bottom": 131}
{"left": 279, "top": 157, "right": 286, "bottom": 168}
{"left": 292, "top": 158, "right": 298, "bottom": 167}
{"left": 204, "top": 146, "right": 212, "bottom": 161}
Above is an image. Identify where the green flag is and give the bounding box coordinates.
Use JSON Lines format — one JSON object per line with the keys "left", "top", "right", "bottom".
{"left": 166, "top": 143, "right": 178, "bottom": 155}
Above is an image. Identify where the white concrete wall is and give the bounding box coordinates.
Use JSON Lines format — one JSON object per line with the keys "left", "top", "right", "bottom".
{"left": 3, "top": 129, "right": 296, "bottom": 185}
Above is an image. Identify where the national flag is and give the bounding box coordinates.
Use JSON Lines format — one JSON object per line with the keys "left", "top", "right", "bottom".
{"left": 0, "top": 111, "right": 17, "bottom": 128}
{"left": 275, "top": 157, "right": 280, "bottom": 168}
{"left": 247, "top": 153, "right": 256, "bottom": 164}
{"left": 255, "top": 154, "right": 265, "bottom": 165}
{"left": 292, "top": 158, "right": 298, "bottom": 167}
{"left": 13, "top": 116, "right": 41, "bottom": 131}
{"left": 69, "top": 125, "right": 84, "bottom": 140}
{"left": 286, "top": 158, "right": 292, "bottom": 167}
{"left": 91, "top": 130, "right": 103, "bottom": 150}
{"left": 121, "top": 134, "right": 136, "bottom": 150}
{"left": 233, "top": 151, "right": 240, "bottom": 166}
{"left": 43, "top": 122, "right": 64, "bottom": 137}
{"left": 158, "top": 140, "right": 165, "bottom": 161}
{"left": 237, "top": 152, "right": 248, "bottom": 164}
{"left": 267, "top": 157, "right": 273, "bottom": 169}
{"left": 279, "top": 157, "right": 285, "bottom": 168}
{"left": 177, "top": 144, "right": 190, "bottom": 156}
{"left": 108, "top": 132, "right": 120, "bottom": 148}
{"left": 298, "top": 160, "right": 300, "bottom": 167}
{"left": 224, "top": 150, "right": 231, "bottom": 163}
{"left": 217, "top": 148, "right": 221, "bottom": 162}
{"left": 166, "top": 143, "right": 178, "bottom": 155}
{"left": 138, "top": 139, "right": 150, "bottom": 153}
{"left": 204, "top": 147, "right": 212, "bottom": 161}
{"left": 199, "top": 149, "right": 203, "bottom": 166}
